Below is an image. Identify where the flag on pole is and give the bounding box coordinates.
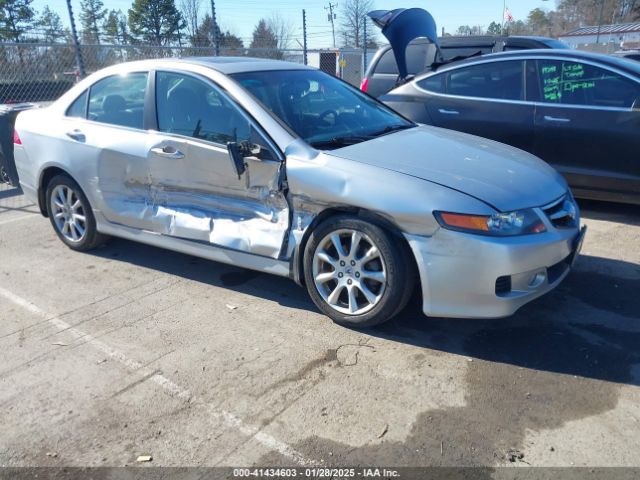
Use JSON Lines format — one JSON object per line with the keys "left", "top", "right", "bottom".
{"left": 504, "top": 7, "right": 514, "bottom": 22}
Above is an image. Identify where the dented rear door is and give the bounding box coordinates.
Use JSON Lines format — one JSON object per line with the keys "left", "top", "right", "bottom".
{"left": 79, "top": 71, "right": 158, "bottom": 230}
{"left": 146, "top": 70, "right": 289, "bottom": 259}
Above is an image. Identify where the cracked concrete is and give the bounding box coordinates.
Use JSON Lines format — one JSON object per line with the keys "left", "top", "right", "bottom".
{"left": 0, "top": 185, "right": 639, "bottom": 468}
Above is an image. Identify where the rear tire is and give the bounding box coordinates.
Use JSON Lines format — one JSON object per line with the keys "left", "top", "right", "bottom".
{"left": 45, "top": 174, "right": 108, "bottom": 251}
{"left": 303, "top": 215, "right": 415, "bottom": 328}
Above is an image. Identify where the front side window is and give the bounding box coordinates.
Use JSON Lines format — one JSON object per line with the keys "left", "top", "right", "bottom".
{"left": 446, "top": 61, "right": 524, "bottom": 101}
{"left": 537, "top": 60, "right": 640, "bottom": 108}
{"left": 231, "top": 69, "right": 413, "bottom": 149}
{"left": 155, "top": 71, "right": 251, "bottom": 145}
{"left": 88, "top": 72, "right": 147, "bottom": 129}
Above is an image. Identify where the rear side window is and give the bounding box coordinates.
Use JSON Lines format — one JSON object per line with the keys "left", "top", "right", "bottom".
{"left": 66, "top": 90, "right": 88, "bottom": 118}
{"left": 88, "top": 72, "right": 148, "bottom": 129}
{"left": 446, "top": 61, "right": 524, "bottom": 100}
{"left": 537, "top": 60, "right": 640, "bottom": 108}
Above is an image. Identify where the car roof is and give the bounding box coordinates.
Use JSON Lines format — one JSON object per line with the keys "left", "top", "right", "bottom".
{"left": 106, "top": 56, "right": 314, "bottom": 75}
{"left": 420, "top": 48, "right": 640, "bottom": 77}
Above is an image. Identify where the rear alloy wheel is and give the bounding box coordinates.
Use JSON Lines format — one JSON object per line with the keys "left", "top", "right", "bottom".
{"left": 46, "top": 174, "right": 108, "bottom": 251}
{"left": 304, "top": 215, "right": 415, "bottom": 328}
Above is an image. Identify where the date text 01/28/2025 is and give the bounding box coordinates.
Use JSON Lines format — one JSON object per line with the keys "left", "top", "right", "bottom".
{"left": 232, "top": 468, "right": 401, "bottom": 477}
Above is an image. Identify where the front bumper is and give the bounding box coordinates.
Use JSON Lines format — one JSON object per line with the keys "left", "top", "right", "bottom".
{"left": 405, "top": 224, "right": 585, "bottom": 319}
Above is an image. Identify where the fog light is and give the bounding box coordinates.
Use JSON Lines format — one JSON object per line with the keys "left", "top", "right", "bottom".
{"left": 528, "top": 271, "right": 546, "bottom": 288}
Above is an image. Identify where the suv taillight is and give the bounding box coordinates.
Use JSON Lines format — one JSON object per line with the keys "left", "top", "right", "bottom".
{"left": 13, "top": 129, "right": 22, "bottom": 145}
{"left": 360, "top": 77, "right": 369, "bottom": 92}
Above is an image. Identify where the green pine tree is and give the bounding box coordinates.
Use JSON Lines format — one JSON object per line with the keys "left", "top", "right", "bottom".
{"left": 37, "top": 5, "right": 65, "bottom": 42}
{"left": 80, "top": 0, "right": 107, "bottom": 44}
{"left": 128, "top": 0, "right": 185, "bottom": 46}
{"left": 104, "top": 9, "right": 128, "bottom": 44}
{"left": 0, "top": 0, "right": 35, "bottom": 41}
{"left": 249, "top": 19, "right": 279, "bottom": 58}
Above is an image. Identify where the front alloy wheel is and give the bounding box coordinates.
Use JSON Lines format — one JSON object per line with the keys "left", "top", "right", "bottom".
{"left": 312, "top": 229, "right": 386, "bottom": 315}
{"left": 304, "top": 215, "right": 415, "bottom": 328}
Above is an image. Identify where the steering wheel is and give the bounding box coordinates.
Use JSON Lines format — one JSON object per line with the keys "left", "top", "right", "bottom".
{"left": 319, "top": 109, "right": 338, "bottom": 125}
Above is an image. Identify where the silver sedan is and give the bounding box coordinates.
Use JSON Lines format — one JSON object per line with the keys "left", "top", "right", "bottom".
{"left": 13, "top": 57, "right": 585, "bottom": 327}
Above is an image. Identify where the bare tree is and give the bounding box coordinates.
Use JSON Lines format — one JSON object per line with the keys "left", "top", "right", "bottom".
{"left": 266, "top": 12, "right": 294, "bottom": 51}
{"left": 339, "top": 0, "right": 373, "bottom": 48}
{"left": 180, "top": 0, "right": 202, "bottom": 39}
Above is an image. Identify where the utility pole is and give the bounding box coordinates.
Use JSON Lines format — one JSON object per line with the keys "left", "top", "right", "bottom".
{"left": 302, "top": 9, "right": 308, "bottom": 65}
{"left": 325, "top": 2, "right": 337, "bottom": 49}
{"left": 362, "top": 15, "right": 367, "bottom": 71}
{"left": 210, "top": 0, "right": 219, "bottom": 56}
{"left": 596, "top": 0, "right": 605, "bottom": 44}
{"left": 66, "top": 0, "right": 85, "bottom": 79}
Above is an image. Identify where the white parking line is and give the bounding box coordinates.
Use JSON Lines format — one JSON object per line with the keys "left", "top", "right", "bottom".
{"left": 0, "top": 286, "right": 312, "bottom": 466}
{"left": 0, "top": 214, "right": 38, "bottom": 226}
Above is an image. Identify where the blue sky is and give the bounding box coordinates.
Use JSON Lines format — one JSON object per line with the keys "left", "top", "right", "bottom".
{"left": 32, "top": 0, "right": 558, "bottom": 47}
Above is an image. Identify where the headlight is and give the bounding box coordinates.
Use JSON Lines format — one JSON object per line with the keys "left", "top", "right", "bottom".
{"left": 434, "top": 209, "right": 546, "bottom": 236}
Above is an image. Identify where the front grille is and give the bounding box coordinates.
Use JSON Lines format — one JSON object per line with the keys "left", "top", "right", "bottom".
{"left": 542, "top": 194, "right": 578, "bottom": 229}
{"left": 495, "top": 275, "right": 512, "bottom": 296}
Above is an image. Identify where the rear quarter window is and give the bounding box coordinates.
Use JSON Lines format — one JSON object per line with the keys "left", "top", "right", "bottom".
{"left": 417, "top": 74, "right": 446, "bottom": 93}
{"left": 66, "top": 90, "right": 88, "bottom": 118}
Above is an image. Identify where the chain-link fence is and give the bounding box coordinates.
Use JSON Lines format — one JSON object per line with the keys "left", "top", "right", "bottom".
{"left": 0, "top": 42, "right": 366, "bottom": 104}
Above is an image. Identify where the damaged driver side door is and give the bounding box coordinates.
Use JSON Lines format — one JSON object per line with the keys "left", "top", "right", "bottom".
{"left": 148, "top": 70, "right": 289, "bottom": 259}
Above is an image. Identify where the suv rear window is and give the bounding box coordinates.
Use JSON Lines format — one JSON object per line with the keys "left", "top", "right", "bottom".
{"left": 440, "top": 46, "right": 491, "bottom": 60}
{"left": 373, "top": 43, "right": 438, "bottom": 76}
{"left": 375, "top": 49, "right": 399, "bottom": 75}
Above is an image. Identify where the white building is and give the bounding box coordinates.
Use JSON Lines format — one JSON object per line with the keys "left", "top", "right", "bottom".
{"left": 558, "top": 22, "right": 640, "bottom": 50}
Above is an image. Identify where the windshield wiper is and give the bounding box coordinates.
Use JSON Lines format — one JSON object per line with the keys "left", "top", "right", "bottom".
{"left": 309, "top": 124, "right": 415, "bottom": 150}
{"left": 366, "top": 124, "right": 415, "bottom": 138}
{"left": 309, "top": 135, "right": 371, "bottom": 149}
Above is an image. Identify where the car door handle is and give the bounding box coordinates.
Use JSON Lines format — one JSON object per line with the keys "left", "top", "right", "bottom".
{"left": 543, "top": 115, "right": 571, "bottom": 123}
{"left": 438, "top": 109, "right": 460, "bottom": 115}
{"left": 150, "top": 146, "right": 185, "bottom": 159}
{"left": 66, "top": 130, "right": 85, "bottom": 142}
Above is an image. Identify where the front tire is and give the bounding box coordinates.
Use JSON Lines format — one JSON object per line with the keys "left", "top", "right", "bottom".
{"left": 46, "top": 174, "right": 108, "bottom": 251}
{"left": 303, "top": 215, "right": 415, "bottom": 328}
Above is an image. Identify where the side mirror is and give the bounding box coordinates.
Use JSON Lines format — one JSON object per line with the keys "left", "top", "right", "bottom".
{"left": 227, "top": 142, "right": 247, "bottom": 179}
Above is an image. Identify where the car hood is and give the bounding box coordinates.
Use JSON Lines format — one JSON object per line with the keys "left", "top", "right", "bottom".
{"left": 325, "top": 126, "right": 567, "bottom": 212}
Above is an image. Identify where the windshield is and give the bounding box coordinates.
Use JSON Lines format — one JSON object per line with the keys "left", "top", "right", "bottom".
{"left": 230, "top": 69, "right": 414, "bottom": 149}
